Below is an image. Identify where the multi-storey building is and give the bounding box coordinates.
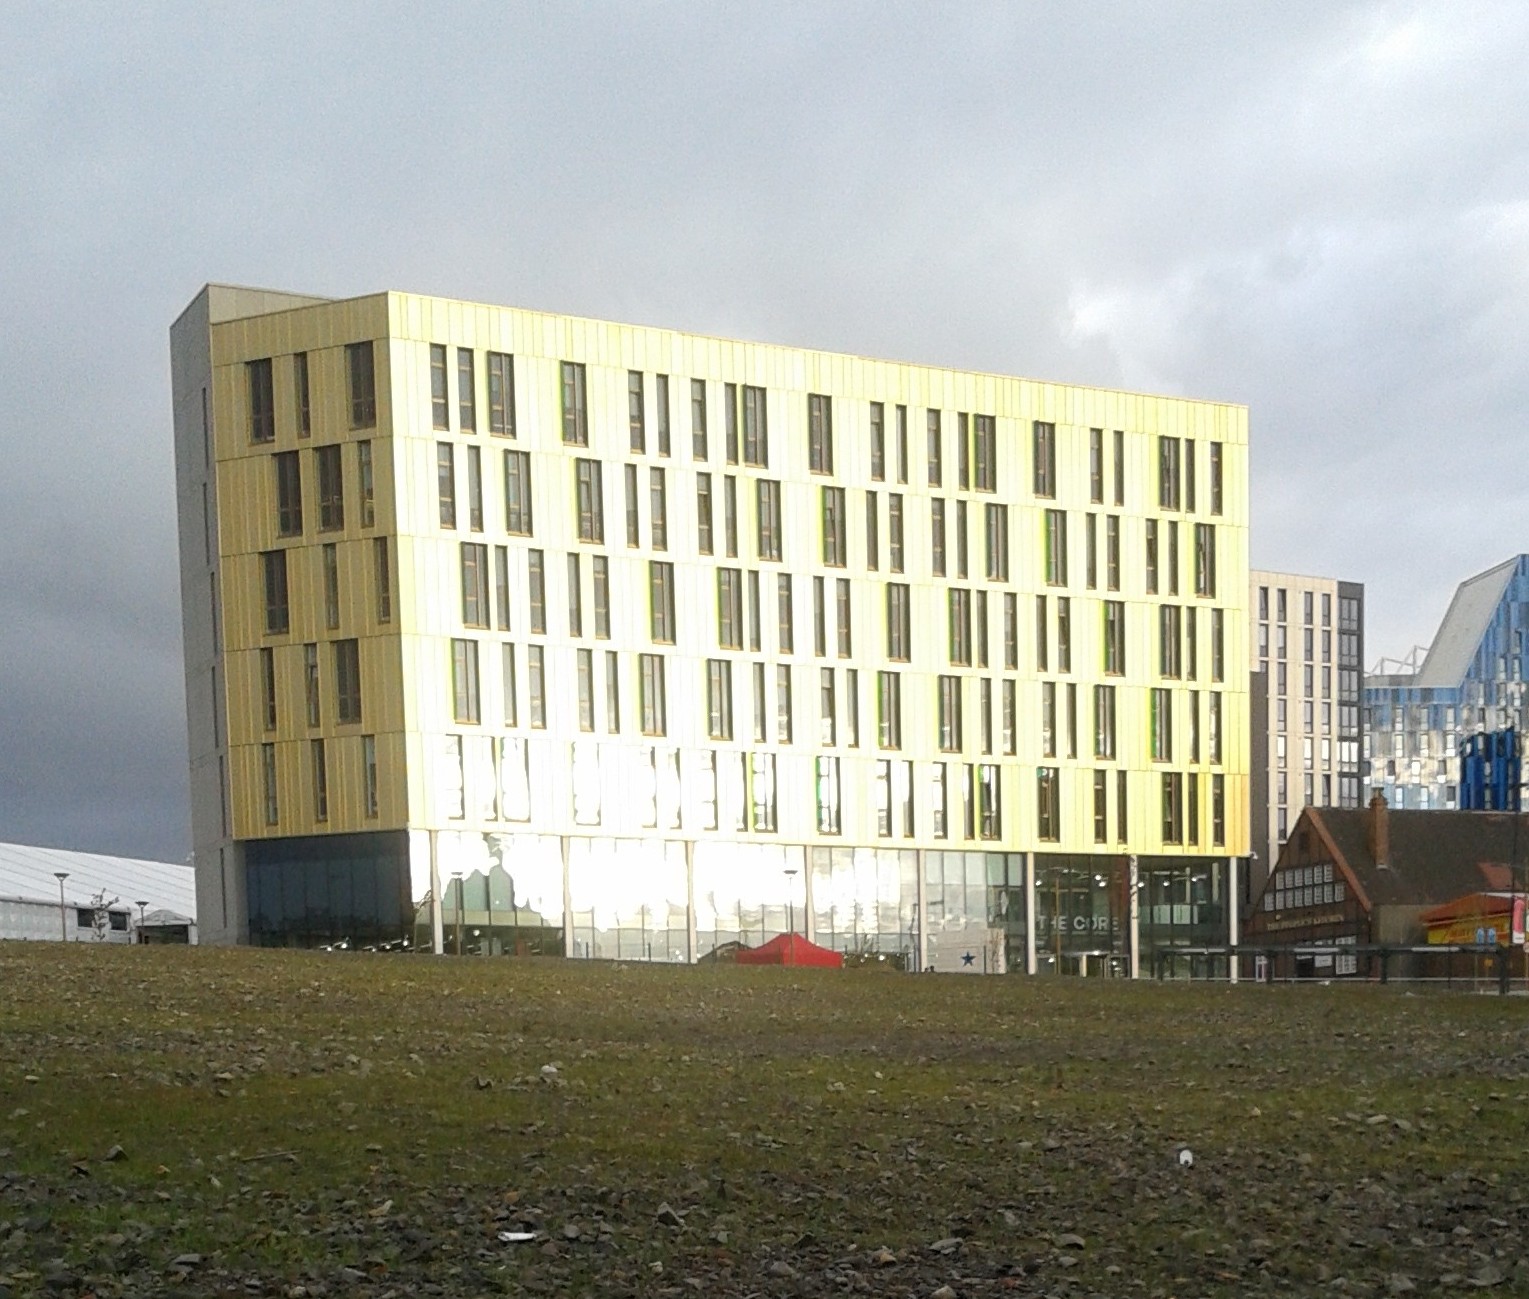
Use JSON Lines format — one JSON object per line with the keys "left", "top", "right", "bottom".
{"left": 1365, "top": 555, "right": 1529, "bottom": 811}
{"left": 172, "top": 285, "right": 1251, "bottom": 971}
{"left": 1248, "top": 571, "right": 1364, "bottom": 890}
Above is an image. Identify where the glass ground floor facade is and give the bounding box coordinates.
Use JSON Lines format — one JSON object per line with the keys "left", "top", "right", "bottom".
{"left": 239, "top": 829, "right": 1235, "bottom": 972}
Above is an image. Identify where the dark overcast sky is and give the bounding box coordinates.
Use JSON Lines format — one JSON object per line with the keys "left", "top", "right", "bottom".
{"left": 3, "top": 2, "right": 1528, "bottom": 862}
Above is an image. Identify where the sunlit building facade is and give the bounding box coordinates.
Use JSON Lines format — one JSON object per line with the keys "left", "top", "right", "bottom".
{"left": 172, "top": 285, "right": 1250, "bottom": 971}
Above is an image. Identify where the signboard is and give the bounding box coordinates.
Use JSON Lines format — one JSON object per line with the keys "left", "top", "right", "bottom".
{"left": 1514, "top": 896, "right": 1526, "bottom": 948}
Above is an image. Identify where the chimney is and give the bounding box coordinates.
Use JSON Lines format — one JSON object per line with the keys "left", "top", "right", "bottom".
{"left": 1367, "top": 791, "right": 1390, "bottom": 869}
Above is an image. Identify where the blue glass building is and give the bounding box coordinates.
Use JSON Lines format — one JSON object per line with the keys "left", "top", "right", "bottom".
{"left": 1365, "top": 556, "right": 1529, "bottom": 810}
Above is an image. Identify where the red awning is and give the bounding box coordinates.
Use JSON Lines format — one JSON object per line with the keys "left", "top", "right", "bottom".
{"left": 734, "top": 933, "right": 844, "bottom": 967}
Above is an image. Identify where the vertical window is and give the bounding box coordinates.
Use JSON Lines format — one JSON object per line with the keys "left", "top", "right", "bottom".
{"left": 930, "top": 499, "right": 946, "bottom": 576}
{"left": 1157, "top": 436, "right": 1181, "bottom": 510}
{"left": 362, "top": 734, "right": 378, "bottom": 818}
{"left": 870, "top": 401, "right": 885, "bottom": 480}
{"left": 777, "top": 574, "right": 795, "bottom": 653}
{"left": 836, "top": 579, "right": 852, "bottom": 657}
{"left": 984, "top": 504, "right": 1008, "bottom": 581}
{"left": 624, "top": 464, "right": 640, "bottom": 546}
{"left": 1145, "top": 519, "right": 1159, "bottom": 594}
{"left": 275, "top": 452, "right": 302, "bottom": 536}
{"left": 748, "top": 570, "right": 762, "bottom": 652}
{"left": 821, "top": 487, "right": 847, "bottom": 566}
{"left": 756, "top": 479, "right": 782, "bottom": 561}
{"left": 1209, "top": 442, "right": 1223, "bottom": 515}
{"left": 886, "top": 583, "right": 911, "bottom": 661}
{"left": 717, "top": 568, "right": 743, "bottom": 649}
{"left": 751, "top": 662, "right": 767, "bottom": 742}
{"left": 817, "top": 755, "right": 842, "bottom": 834}
{"left": 813, "top": 576, "right": 827, "bottom": 656}
{"left": 978, "top": 764, "right": 1001, "bottom": 839}
{"left": 655, "top": 375, "right": 671, "bottom": 455}
{"left": 723, "top": 383, "right": 739, "bottom": 465}
{"left": 894, "top": 405, "right": 909, "bottom": 484}
{"left": 819, "top": 667, "right": 837, "bottom": 745}
{"left": 1089, "top": 428, "right": 1103, "bottom": 503}
{"left": 262, "top": 742, "right": 278, "bottom": 825}
{"left": 1106, "top": 515, "right": 1120, "bottom": 590}
{"left": 501, "top": 644, "right": 518, "bottom": 726}
{"left": 1041, "top": 680, "right": 1057, "bottom": 757}
{"left": 639, "top": 654, "right": 667, "bottom": 735}
{"left": 973, "top": 415, "right": 996, "bottom": 491}
{"left": 303, "top": 643, "right": 320, "bottom": 726}
{"left": 650, "top": 468, "right": 668, "bottom": 550}
{"left": 248, "top": 358, "right": 275, "bottom": 443}
{"left": 1032, "top": 421, "right": 1056, "bottom": 497}
{"left": 592, "top": 556, "right": 610, "bottom": 638}
{"left": 576, "top": 648, "right": 595, "bottom": 732}
{"left": 1168, "top": 521, "right": 1180, "bottom": 596}
{"left": 724, "top": 475, "right": 738, "bottom": 557}
{"left": 1037, "top": 768, "right": 1059, "bottom": 842}
{"left": 1044, "top": 510, "right": 1067, "bottom": 585}
{"left": 808, "top": 394, "right": 833, "bottom": 473}
{"left": 845, "top": 668, "right": 860, "bottom": 746}
{"left": 876, "top": 671, "right": 902, "bottom": 748}
{"left": 1212, "top": 774, "right": 1226, "bottom": 846}
{"left": 1035, "top": 595, "right": 1048, "bottom": 672}
{"left": 938, "top": 675, "right": 963, "bottom": 751}
{"left": 357, "top": 440, "right": 375, "bottom": 528}
{"left": 1084, "top": 513, "right": 1097, "bottom": 589}
{"left": 1117, "top": 769, "right": 1129, "bottom": 843}
{"left": 926, "top": 410, "right": 942, "bottom": 487}
{"left": 1184, "top": 439, "right": 1196, "bottom": 512}
{"left": 865, "top": 490, "right": 879, "bottom": 570}
{"left": 430, "top": 344, "right": 449, "bottom": 429}
{"left": 575, "top": 458, "right": 604, "bottom": 543}
{"left": 528, "top": 550, "right": 546, "bottom": 634}
{"left": 347, "top": 341, "right": 376, "bottom": 429}
{"left": 293, "top": 352, "right": 311, "bottom": 438}
{"left": 955, "top": 500, "right": 969, "bottom": 578}
{"left": 944, "top": 589, "right": 970, "bottom": 666}
{"left": 1003, "top": 593, "right": 1018, "bottom": 670}
{"left": 1209, "top": 691, "right": 1223, "bottom": 764}
{"left": 1150, "top": 688, "right": 1173, "bottom": 761}
{"left": 334, "top": 639, "right": 362, "bottom": 724}
{"left": 560, "top": 361, "right": 588, "bottom": 445}
{"left": 1161, "top": 772, "right": 1184, "bottom": 843}
{"left": 1186, "top": 605, "right": 1198, "bottom": 679}
{"left": 466, "top": 445, "right": 483, "bottom": 531}
{"left": 1066, "top": 681, "right": 1078, "bottom": 758}
{"left": 888, "top": 495, "right": 904, "bottom": 572}
{"left": 374, "top": 537, "right": 392, "bottom": 624}
{"left": 259, "top": 647, "right": 277, "bottom": 731}
{"left": 743, "top": 385, "right": 768, "bottom": 466}
{"left": 494, "top": 545, "right": 510, "bottom": 631}
{"left": 452, "top": 639, "right": 481, "bottom": 723}
{"left": 930, "top": 762, "right": 948, "bottom": 839}
{"left": 262, "top": 550, "right": 290, "bottom": 635}
{"left": 975, "top": 591, "right": 989, "bottom": 668}
{"left": 1094, "top": 685, "right": 1116, "bottom": 759}
{"left": 1159, "top": 604, "right": 1182, "bottom": 678}
{"left": 317, "top": 445, "right": 344, "bottom": 531}
{"left": 957, "top": 413, "right": 970, "bottom": 490}
{"left": 457, "top": 348, "right": 476, "bottom": 432}
{"left": 488, "top": 352, "right": 515, "bottom": 437}
{"left": 628, "top": 371, "right": 646, "bottom": 452}
{"left": 776, "top": 665, "right": 793, "bottom": 742}
{"left": 1057, "top": 597, "right": 1072, "bottom": 672}
{"left": 567, "top": 553, "right": 583, "bottom": 637}
{"left": 1002, "top": 679, "right": 1016, "bottom": 755}
{"left": 1093, "top": 770, "right": 1108, "bottom": 843}
{"left": 527, "top": 645, "right": 546, "bottom": 728}
{"left": 1194, "top": 523, "right": 1217, "bottom": 597}
{"left": 691, "top": 379, "right": 708, "bottom": 460}
{"left": 437, "top": 443, "right": 456, "bottom": 528}
{"left": 503, "top": 450, "right": 532, "bottom": 535}
{"left": 1211, "top": 608, "right": 1225, "bottom": 682}
{"left": 461, "top": 542, "right": 489, "bottom": 628}
{"left": 1112, "top": 428, "right": 1125, "bottom": 507}
{"left": 650, "top": 561, "right": 676, "bottom": 643}
{"left": 706, "top": 659, "right": 733, "bottom": 739}
{"left": 605, "top": 650, "right": 620, "bottom": 732}
{"left": 1104, "top": 601, "right": 1125, "bottom": 675}
{"left": 696, "top": 473, "right": 713, "bottom": 554}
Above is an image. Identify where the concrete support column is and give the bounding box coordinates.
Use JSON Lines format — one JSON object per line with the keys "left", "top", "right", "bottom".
{"left": 1228, "top": 856, "right": 1241, "bottom": 984}
{"left": 1024, "top": 852, "right": 1038, "bottom": 975}
{"left": 429, "top": 831, "right": 444, "bottom": 956}
{"left": 560, "top": 835, "right": 574, "bottom": 959}
{"left": 685, "top": 840, "right": 697, "bottom": 964}
{"left": 916, "top": 849, "right": 928, "bottom": 972}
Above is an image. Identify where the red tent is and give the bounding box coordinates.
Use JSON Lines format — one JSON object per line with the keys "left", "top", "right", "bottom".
{"left": 735, "top": 933, "right": 844, "bottom": 967}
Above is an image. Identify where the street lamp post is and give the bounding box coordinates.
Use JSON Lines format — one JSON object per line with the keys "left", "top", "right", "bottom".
{"left": 452, "top": 871, "right": 464, "bottom": 956}
{"left": 136, "top": 900, "right": 149, "bottom": 944}
{"left": 783, "top": 867, "right": 799, "bottom": 938}
{"left": 54, "top": 872, "right": 69, "bottom": 943}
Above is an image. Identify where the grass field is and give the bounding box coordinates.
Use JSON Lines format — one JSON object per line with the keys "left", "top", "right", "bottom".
{"left": 2, "top": 944, "right": 1527, "bottom": 1298}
